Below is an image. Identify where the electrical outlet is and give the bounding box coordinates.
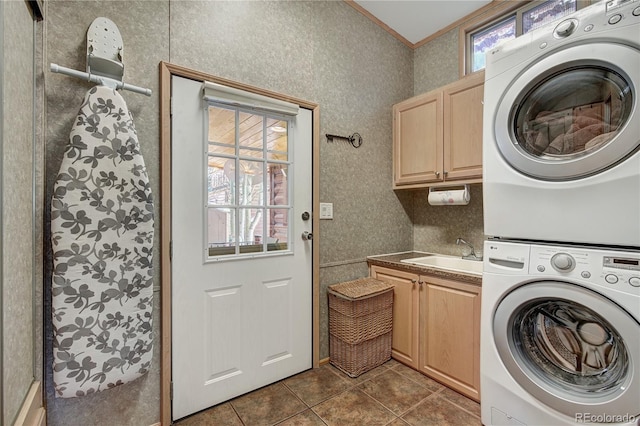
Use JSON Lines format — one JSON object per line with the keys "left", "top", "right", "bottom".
{"left": 319, "top": 203, "right": 333, "bottom": 219}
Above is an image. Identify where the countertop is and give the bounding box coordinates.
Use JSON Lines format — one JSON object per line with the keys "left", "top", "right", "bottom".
{"left": 367, "top": 251, "right": 482, "bottom": 286}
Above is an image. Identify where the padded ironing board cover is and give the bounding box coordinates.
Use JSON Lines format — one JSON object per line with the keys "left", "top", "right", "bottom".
{"left": 51, "top": 86, "right": 154, "bottom": 398}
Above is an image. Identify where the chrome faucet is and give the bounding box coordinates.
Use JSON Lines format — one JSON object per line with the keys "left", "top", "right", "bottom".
{"left": 456, "top": 238, "right": 482, "bottom": 261}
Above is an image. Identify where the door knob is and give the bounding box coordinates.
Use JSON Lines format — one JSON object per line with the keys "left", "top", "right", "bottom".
{"left": 301, "top": 231, "right": 313, "bottom": 241}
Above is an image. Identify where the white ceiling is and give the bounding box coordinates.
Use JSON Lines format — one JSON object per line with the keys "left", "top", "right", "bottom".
{"left": 353, "top": 0, "right": 493, "bottom": 45}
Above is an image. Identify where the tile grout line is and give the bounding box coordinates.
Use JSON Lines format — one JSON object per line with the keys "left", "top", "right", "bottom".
{"left": 438, "top": 394, "right": 482, "bottom": 420}
{"left": 358, "top": 367, "right": 443, "bottom": 421}
{"left": 227, "top": 401, "right": 246, "bottom": 426}
{"left": 395, "top": 390, "right": 443, "bottom": 420}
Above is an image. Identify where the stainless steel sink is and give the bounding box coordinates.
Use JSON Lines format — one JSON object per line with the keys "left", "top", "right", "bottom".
{"left": 401, "top": 255, "right": 483, "bottom": 276}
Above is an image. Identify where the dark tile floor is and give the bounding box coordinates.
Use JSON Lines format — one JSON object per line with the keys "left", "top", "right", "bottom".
{"left": 176, "top": 359, "right": 482, "bottom": 426}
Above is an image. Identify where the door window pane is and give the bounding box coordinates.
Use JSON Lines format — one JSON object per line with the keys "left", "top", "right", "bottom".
{"left": 208, "top": 105, "right": 236, "bottom": 146}
{"left": 208, "top": 158, "right": 234, "bottom": 205}
{"left": 238, "top": 160, "right": 263, "bottom": 206}
{"left": 207, "top": 208, "right": 235, "bottom": 257}
{"left": 267, "top": 164, "right": 288, "bottom": 206}
{"left": 238, "top": 208, "right": 264, "bottom": 254}
{"left": 523, "top": 0, "right": 577, "bottom": 34}
{"left": 471, "top": 16, "right": 516, "bottom": 72}
{"left": 239, "top": 111, "right": 264, "bottom": 150}
{"left": 513, "top": 67, "right": 633, "bottom": 159}
{"left": 268, "top": 119, "right": 288, "bottom": 161}
{"left": 267, "top": 208, "right": 288, "bottom": 252}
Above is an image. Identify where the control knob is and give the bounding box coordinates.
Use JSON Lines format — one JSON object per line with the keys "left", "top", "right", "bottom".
{"left": 555, "top": 19, "right": 578, "bottom": 37}
{"left": 551, "top": 253, "right": 575, "bottom": 272}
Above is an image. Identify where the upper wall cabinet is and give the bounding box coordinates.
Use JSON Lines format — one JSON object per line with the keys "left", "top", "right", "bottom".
{"left": 393, "top": 71, "right": 484, "bottom": 189}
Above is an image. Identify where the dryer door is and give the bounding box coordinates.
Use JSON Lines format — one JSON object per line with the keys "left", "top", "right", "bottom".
{"left": 493, "top": 281, "right": 640, "bottom": 419}
{"left": 494, "top": 43, "right": 640, "bottom": 180}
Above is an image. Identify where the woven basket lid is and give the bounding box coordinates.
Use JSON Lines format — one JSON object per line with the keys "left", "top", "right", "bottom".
{"left": 328, "top": 278, "right": 393, "bottom": 299}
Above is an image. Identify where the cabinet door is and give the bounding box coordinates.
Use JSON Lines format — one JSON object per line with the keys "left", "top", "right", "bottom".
{"left": 419, "top": 276, "right": 481, "bottom": 401}
{"left": 370, "top": 266, "right": 419, "bottom": 369}
{"left": 393, "top": 91, "right": 443, "bottom": 186}
{"left": 443, "top": 71, "right": 484, "bottom": 181}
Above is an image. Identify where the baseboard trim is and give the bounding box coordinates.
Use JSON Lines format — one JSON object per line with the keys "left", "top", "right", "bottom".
{"left": 319, "top": 357, "right": 330, "bottom": 366}
{"left": 14, "top": 381, "right": 46, "bottom": 426}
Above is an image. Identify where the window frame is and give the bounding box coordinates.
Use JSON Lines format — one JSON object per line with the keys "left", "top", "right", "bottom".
{"left": 204, "top": 101, "right": 294, "bottom": 261}
{"left": 459, "top": 0, "right": 595, "bottom": 77}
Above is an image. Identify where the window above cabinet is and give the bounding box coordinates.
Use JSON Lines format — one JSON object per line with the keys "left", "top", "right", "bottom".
{"left": 460, "top": 0, "right": 594, "bottom": 76}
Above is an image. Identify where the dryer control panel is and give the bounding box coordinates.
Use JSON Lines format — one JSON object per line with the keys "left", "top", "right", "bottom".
{"left": 529, "top": 244, "right": 640, "bottom": 295}
{"left": 486, "top": 0, "right": 640, "bottom": 71}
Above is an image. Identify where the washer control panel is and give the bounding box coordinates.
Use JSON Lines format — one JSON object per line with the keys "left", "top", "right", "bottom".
{"left": 603, "top": 256, "right": 640, "bottom": 287}
{"left": 551, "top": 252, "right": 576, "bottom": 271}
{"left": 529, "top": 244, "right": 640, "bottom": 295}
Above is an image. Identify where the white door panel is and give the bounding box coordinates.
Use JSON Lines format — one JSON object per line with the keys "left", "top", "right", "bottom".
{"left": 171, "top": 76, "right": 312, "bottom": 420}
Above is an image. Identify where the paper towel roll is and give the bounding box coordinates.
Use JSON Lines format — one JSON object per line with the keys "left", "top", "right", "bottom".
{"left": 428, "top": 185, "right": 470, "bottom": 206}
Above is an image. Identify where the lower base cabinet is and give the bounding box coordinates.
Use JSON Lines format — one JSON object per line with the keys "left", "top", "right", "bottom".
{"left": 370, "top": 266, "right": 420, "bottom": 369}
{"left": 371, "top": 265, "right": 481, "bottom": 401}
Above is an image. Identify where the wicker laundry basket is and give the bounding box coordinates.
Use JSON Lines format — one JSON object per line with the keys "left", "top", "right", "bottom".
{"left": 328, "top": 277, "right": 394, "bottom": 377}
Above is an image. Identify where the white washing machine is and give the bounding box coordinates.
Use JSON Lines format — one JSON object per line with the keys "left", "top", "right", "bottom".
{"left": 483, "top": 0, "right": 640, "bottom": 247}
{"left": 481, "top": 240, "right": 640, "bottom": 426}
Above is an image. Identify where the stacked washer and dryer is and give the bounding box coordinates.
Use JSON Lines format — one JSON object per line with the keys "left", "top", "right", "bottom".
{"left": 481, "top": 1, "right": 640, "bottom": 425}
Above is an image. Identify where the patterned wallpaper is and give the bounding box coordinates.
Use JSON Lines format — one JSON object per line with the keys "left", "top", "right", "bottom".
{"left": 42, "top": 1, "right": 484, "bottom": 424}
{"left": 44, "top": 1, "right": 413, "bottom": 424}
{"left": 2, "top": 1, "right": 37, "bottom": 424}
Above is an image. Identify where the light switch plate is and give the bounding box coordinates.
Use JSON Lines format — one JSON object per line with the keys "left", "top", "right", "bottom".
{"left": 319, "top": 202, "right": 333, "bottom": 219}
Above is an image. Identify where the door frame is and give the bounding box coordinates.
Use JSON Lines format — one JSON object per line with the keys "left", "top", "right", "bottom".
{"left": 159, "top": 62, "right": 320, "bottom": 425}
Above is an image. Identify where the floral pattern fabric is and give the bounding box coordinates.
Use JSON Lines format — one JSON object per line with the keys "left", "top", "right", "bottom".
{"left": 51, "top": 86, "right": 154, "bottom": 398}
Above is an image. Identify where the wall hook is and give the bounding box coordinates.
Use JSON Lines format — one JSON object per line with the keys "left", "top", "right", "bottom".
{"left": 325, "top": 132, "right": 363, "bottom": 148}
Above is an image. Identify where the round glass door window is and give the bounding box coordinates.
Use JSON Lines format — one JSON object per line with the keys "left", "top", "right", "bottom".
{"left": 512, "top": 299, "right": 628, "bottom": 395}
{"left": 513, "top": 67, "right": 633, "bottom": 162}
{"left": 493, "top": 43, "right": 640, "bottom": 180}
{"left": 493, "top": 281, "right": 640, "bottom": 418}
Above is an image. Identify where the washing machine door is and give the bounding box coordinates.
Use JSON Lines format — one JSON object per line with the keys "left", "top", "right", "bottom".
{"left": 494, "top": 42, "right": 640, "bottom": 180}
{"left": 493, "top": 281, "right": 640, "bottom": 419}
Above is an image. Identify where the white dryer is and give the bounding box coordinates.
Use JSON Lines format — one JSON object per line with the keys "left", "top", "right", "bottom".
{"left": 481, "top": 240, "right": 640, "bottom": 426}
{"left": 483, "top": 0, "right": 640, "bottom": 247}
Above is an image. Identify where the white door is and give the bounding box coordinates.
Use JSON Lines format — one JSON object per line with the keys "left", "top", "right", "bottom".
{"left": 171, "top": 76, "right": 313, "bottom": 421}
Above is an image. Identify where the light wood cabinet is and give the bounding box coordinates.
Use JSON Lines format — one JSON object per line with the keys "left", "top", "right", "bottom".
{"left": 393, "top": 71, "right": 484, "bottom": 189}
{"left": 419, "top": 276, "right": 481, "bottom": 401}
{"left": 370, "top": 266, "right": 420, "bottom": 369}
{"left": 370, "top": 265, "right": 481, "bottom": 401}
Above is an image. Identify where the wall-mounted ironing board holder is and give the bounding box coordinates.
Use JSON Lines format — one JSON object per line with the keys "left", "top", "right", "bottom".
{"left": 49, "top": 17, "right": 151, "bottom": 96}
{"left": 86, "top": 17, "right": 125, "bottom": 84}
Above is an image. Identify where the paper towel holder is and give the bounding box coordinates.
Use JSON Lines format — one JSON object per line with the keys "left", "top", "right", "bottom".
{"left": 428, "top": 184, "right": 469, "bottom": 192}
{"left": 428, "top": 184, "right": 471, "bottom": 206}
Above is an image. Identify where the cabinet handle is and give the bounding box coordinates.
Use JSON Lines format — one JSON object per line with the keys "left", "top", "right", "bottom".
{"left": 443, "top": 171, "right": 448, "bottom": 176}
{"left": 411, "top": 279, "right": 417, "bottom": 284}
{"left": 435, "top": 172, "right": 440, "bottom": 177}
{"left": 418, "top": 280, "right": 425, "bottom": 286}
